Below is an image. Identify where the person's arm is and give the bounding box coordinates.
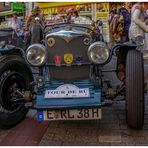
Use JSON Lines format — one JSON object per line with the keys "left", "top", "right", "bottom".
{"left": 40, "top": 14, "right": 45, "bottom": 28}
{"left": 25, "top": 15, "right": 31, "bottom": 31}
{"left": 133, "top": 8, "right": 148, "bottom": 33}
{"left": 113, "top": 16, "right": 118, "bottom": 34}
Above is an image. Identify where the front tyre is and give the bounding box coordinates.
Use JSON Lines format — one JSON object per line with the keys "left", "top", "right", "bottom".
{"left": 0, "top": 56, "right": 33, "bottom": 129}
{"left": 126, "top": 50, "right": 144, "bottom": 129}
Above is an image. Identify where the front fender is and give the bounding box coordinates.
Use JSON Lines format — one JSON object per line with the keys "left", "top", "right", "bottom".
{"left": 0, "top": 45, "right": 25, "bottom": 59}
{"left": 111, "top": 43, "right": 137, "bottom": 81}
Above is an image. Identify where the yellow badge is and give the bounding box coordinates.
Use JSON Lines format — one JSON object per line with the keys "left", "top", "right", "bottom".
{"left": 48, "top": 38, "right": 55, "bottom": 47}
{"left": 64, "top": 54, "right": 73, "bottom": 65}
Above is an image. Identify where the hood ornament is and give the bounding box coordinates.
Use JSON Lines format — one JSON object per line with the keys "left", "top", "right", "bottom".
{"left": 60, "top": 33, "right": 75, "bottom": 43}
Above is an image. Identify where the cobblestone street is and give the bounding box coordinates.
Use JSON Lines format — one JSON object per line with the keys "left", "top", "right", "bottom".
{"left": 0, "top": 57, "right": 148, "bottom": 146}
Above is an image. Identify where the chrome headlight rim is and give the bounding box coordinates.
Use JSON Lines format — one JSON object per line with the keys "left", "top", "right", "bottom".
{"left": 88, "top": 42, "right": 109, "bottom": 64}
{"left": 26, "top": 43, "right": 47, "bottom": 66}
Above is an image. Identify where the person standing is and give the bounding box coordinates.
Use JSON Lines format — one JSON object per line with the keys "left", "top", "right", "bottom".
{"left": 71, "top": 10, "right": 81, "bottom": 23}
{"left": 10, "top": 12, "right": 22, "bottom": 30}
{"left": 129, "top": 2, "right": 148, "bottom": 86}
{"left": 129, "top": 2, "right": 148, "bottom": 52}
{"left": 109, "top": 10, "right": 115, "bottom": 44}
{"left": 10, "top": 12, "right": 23, "bottom": 37}
{"left": 109, "top": 11, "right": 122, "bottom": 45}
{"left": 25, "top": 6, "right": 45, "bottom": 45}
{"left": 66, "top": 8, "right": 73, "bottom": 23}
{"left": 96, "top": 19, "right": 104, "bottom": 41}
{"left": 108, "top": 10, "right": 115, "bottom": 24}
{"left": 90, "top": 20, "right": 97, "bottom": 41}
{"left": 118, "top": 3, "right": 132, "bottom": 42}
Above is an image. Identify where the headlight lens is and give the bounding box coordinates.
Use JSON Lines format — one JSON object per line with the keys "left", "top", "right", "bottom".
{"left": 26, "top": 44, "right": 47, "bottom": 66}
{"left": 88, "top": 42, "right": 109, "bottom": 64}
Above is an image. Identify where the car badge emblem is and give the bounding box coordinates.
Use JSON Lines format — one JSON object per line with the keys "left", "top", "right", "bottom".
{"left": 75, "top": 55, "right": 83, "bottom": 64}
{"left": 54, "top": 55, "right": 62, "bottom": 65}
{"left": 64, "top": 54, "right": 73, "bottom": 65}
{"left": 83, "top": 37, "right": 91, "bottom": 45}
{"left": 48, "top": 37, "right": 55, "bottom": 47}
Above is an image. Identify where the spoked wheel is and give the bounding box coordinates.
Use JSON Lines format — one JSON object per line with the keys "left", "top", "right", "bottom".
{"left": 0, "top": 71, "right": 26, "bottom": 111}
{"left": 0, "top": 55, "right": 33, "bottom": 129}
{"left": 126, "top": 50, "right": 144, "bottom": 129}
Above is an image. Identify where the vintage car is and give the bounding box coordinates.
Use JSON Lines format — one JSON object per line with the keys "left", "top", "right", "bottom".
{"left": 0, "top": 22, "right": 144, "bottom": 129}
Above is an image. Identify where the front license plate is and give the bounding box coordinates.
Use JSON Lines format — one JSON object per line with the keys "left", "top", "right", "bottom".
{"left": 44, "top": 88, "right": 90, "bottom": 98}
{"left": 41, "top": 108, "right": 101, "bottom": 121}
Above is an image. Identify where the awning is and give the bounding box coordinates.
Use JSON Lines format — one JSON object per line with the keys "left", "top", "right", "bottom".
{"left": 0, "top": 11, "right": 13, "bottom": 17}
{"left": 38, "top": 2, "right": 91, "bottom": 8}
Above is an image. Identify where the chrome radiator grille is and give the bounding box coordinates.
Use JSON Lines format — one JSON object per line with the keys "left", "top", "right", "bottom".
{"left": 46, "top": 30, "right": 91, "bottom": 80}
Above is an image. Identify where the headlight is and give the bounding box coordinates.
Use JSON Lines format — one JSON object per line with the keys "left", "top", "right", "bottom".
{"left": 88, "top": 42, "right": 109, "bottom": 64}
{"left": 26, "top": 44, "right": 47, "bottom": 66}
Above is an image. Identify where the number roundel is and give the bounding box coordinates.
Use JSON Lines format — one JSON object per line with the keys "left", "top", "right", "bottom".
{"left": 48, "top": 37, "right": 55, "bottom": 47}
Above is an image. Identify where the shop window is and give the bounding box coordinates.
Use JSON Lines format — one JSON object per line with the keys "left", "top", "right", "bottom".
{"left": 3, "top": 2, "right": 10, "bottom": 7}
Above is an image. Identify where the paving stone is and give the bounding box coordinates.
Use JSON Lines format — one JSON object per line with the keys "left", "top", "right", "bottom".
{"left": 75, "top": 135, "right": 99, "bottom": 144}
{"left": 67, "top": 128, "right": 89, "bottom": 136}
{"left": 133, "top": 137, "right": 147, "bottom": 145}
{"left": 110, "top": 143, "right": 126, "bottom": 146}
{"left": 41, "top": 133, "right": 54, "bottom": 141}
{"left": 98, "top": 130, "right": 122, "bottom": 143}
{"left": 58, "top": 121, "right": 79, "bottom": 129}
{"left": 121, "top": 129, "right": 148, "bottom": 137}
{"left": 0, "top": 130, "right": 10, "bottom": 143}
{"left": 53, "top": 134, "right": 69, "bottom": 142}
{"left": 122, "top": 136, "right": 147, "bottom": 145}
{"left": 99, "top": 135, "right": 122, "bottom": 143}
{"left": 73, "top": 135, "right": 90, "bottom": 143}
{"left": 135, "top": 143, "right": 148, "bottom": 146}
{"left": 24, "top": 140, "right": 38, "bottom": 146}
{"left": 51, "top": 127, "right": 67, "bottom": 135}
{"left": 0, "top": 131, "right": 19, "bottom": 146}
{"left": 143, "top": 136, "right": 148, "bottom": 141}
{"left": 78, "top": 123, "right": 100, "bottom": 130}
{"left": 48, "top": 121, "right": 59, "bottom": 128}
{"left": 62, "top": 142, "right": 86, "bottom": 146}
{"left": 87, "top": 129, "right": 101, "bottom": 136}
{"left": 11, "top": 135, "right": 28, "bottom": 146}
{"left": 121, "top": 136, "right": 136, "bottom": 145}
{"left": 99, "top": 123, "right": 120, "bottom": 130}
{"left": 62, "top": 141, "right": 87, "bottom": 146}
{"left": 119, "top": 124, "right": 129, "bottom": 130}
{"left": 39, "top": 139, "right": 63, "bottom": 146}
{"left": 86, "top": 142, "right": 111, "bottom": 146}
